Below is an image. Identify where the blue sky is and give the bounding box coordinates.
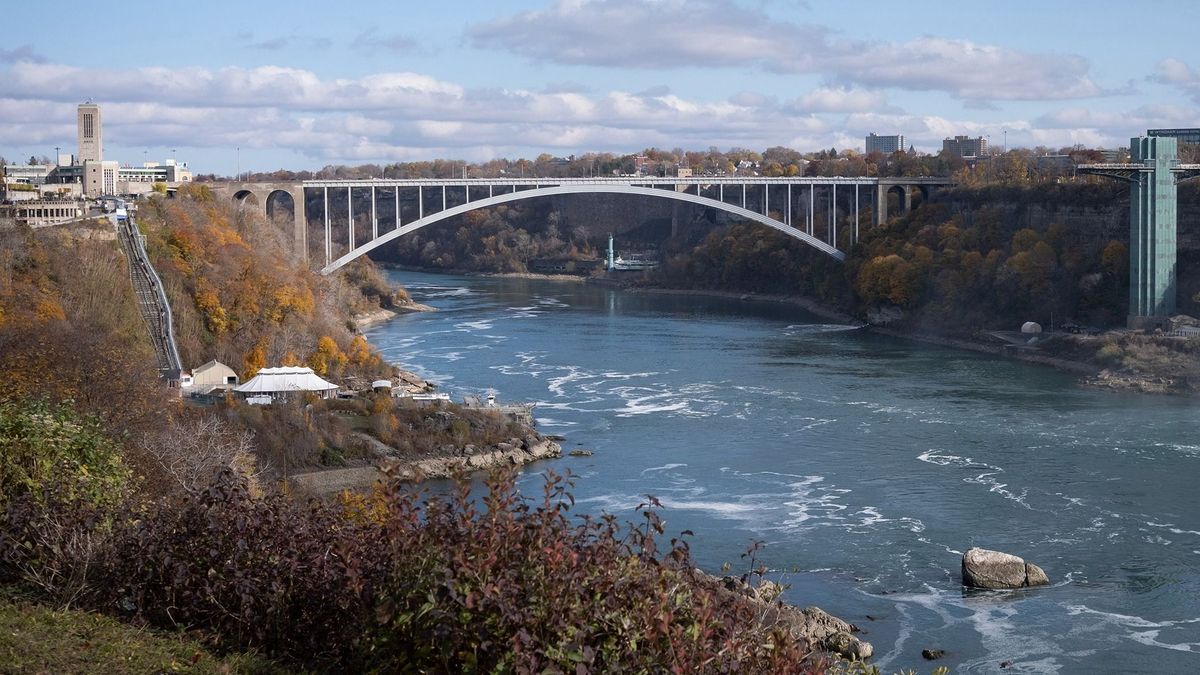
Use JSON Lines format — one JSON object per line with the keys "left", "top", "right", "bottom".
{"left": 2, "top": 0, "right": 1198, "bottom": 175}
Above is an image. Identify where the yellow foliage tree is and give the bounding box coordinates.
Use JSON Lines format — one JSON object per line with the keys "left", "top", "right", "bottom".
{"left": 308, "top": 335, "right": 347, "bottom": 377}
{"left": 243, "top": 338, "right": 268, "bottom": 380}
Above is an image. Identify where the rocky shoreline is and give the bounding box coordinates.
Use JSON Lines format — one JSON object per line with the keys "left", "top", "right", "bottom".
{"left": 287, "top": 438, "right": 562, "bottom": 495}
{"left": 352, "top": 301, "right": 437, "bottom": 330}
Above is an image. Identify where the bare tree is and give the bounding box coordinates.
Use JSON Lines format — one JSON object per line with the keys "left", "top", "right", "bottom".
{"left": 138, "top": 413, "right": 262, "bottom": 495}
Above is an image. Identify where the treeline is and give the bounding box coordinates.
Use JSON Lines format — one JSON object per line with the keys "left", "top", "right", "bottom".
{"left": 379, "top": 199, "right": 598, "bottom": 273}
{"left": 645, "top": 183, "right": 1151, "bottom": 332}
{"left": 216, "top": 142, "right": 1129, "bottom": 184}
{"left": 846, "top": 202, "right": 1128, "bottom": 329}
{"left": 650, "top": 223, "right": 851, "bottom": 306}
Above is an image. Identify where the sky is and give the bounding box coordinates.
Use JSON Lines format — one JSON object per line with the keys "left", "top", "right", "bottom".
{"left": 2, "top": 0, "right": 1199, "bottom": 176}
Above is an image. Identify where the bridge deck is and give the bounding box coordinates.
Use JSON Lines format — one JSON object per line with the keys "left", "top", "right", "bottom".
{"left": 302, "top": 176, "right": 953, "bottom": 188}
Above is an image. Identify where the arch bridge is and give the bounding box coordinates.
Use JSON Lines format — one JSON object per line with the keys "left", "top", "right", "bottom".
{"left": 211, "top": 176, "right": 952, "bottom": 274}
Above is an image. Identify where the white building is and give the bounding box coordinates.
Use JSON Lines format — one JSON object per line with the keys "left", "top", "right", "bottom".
{"left": 233, "top": 366, "right": 340, "bottom": 401}
{"left": 117, "top": 160, "right": 193, "bottom": 195}
{"left": 2, "top": 164, "right": 54, "bottom": 186}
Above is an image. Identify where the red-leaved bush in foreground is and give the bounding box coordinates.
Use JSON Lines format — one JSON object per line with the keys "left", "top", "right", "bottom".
{"left": 1, "top": 468, "right": 826, "bottom": 673}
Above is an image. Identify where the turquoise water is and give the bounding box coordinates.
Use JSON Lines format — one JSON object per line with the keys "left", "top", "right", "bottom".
{"left": 364, "top": 270, "right": 1200, "bottom": 673}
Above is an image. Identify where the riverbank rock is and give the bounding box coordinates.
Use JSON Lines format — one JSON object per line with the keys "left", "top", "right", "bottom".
{"left": 706, "top": 574, "right": 872, "bottom": 661}
{"left": 962, "top": 547, "right": 1050, "bottom": 589}
{"left": 568, "top": 448, "right": 594, "bottom": 457}
{"left": 922, "top": 648, "right": 945, "bottom": 660}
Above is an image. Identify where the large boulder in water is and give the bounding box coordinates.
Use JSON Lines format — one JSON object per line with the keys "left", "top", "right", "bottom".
{"left": 962, "top": 547, "right": 1050, "bottom": 589}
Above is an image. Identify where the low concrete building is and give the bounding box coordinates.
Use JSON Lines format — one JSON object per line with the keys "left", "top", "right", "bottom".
{"left": 84, "top": 160, "right": 119, "bottom": 197}
{"left": 0, "top": 198, "right": 86, "bottom": 227}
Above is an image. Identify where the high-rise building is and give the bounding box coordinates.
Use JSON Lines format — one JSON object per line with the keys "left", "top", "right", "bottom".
{"left": 1147, "top": 128, "right": 1200, "bottom": 145}
{"left": 865, "top": 133, "right": 906, "bottom": 155}
{"left": 77, "top": 102, "right": 102, "bottom": 163}
{"left": 942, "top": 135, "right": 988, "bottom": 158}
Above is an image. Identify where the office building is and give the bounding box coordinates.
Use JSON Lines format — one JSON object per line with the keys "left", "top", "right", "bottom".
{"left": 1147, "top": 128, "right": 1200, "bottom": 145}
{"left": 942, "top": 135, "right": 988, "bottom": 158}
{"left": 865, "top": 133, "right": 906, "bottom": 155}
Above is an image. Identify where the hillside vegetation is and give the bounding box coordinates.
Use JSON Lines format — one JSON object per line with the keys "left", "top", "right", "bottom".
{"left": 140, "top": 184, "right": 399, "bottom": 382}
{"left": 1, "top": 200, "right": 856, "bottom": 671}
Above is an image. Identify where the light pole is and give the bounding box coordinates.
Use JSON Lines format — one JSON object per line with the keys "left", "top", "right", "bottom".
{"left": 54, "top": 146, "right": 59, "bottom": 166}
{"left": 236, "top": 146, "right": 240, "bottom": 181}
{"left": 1003, "top": 130, "right": 1007, "bottom": 154}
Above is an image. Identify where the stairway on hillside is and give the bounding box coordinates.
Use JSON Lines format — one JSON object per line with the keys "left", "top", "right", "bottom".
{"left": 117, "top": 218, "right": 182, "bottom": 377}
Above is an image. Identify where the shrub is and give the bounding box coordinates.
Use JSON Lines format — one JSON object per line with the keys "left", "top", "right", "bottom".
{"left": 0, "top": 400, "right": 131, "bottom": 511}
{"left": 2, "top": 467, "right": 827, "bottom": 672}
{"left": 360, "top": 472, "right": 820, "bottom": 673}
{"left": 95, "top": 473, "right": 381, "bottom": 665}
{"left": 0, "top": 484, "right": 112, "bottom": 608}
{"left": 1095, "top": 340, "right": 1123, "bottom": 364}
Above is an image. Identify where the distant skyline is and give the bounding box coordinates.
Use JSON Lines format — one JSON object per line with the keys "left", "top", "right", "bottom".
{"left": 2, "top": 0, "right": 1198, "bottom": 175}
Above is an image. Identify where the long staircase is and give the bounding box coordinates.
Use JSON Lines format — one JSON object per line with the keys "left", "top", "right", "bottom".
{"left": 117, "top": 216, "right": 182, "bottom": 378}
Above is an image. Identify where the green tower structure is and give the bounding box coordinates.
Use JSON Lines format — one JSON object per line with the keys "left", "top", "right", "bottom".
{"left": 1078, "top": 137, "right": 1200, "bottom": 328}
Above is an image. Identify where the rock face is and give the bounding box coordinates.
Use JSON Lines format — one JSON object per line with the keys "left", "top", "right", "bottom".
{"left": 962, "top": 547, "right": 1050, "bottom": 589}
{"left": 709, "top": 575, "right": 872, "bottom": 661}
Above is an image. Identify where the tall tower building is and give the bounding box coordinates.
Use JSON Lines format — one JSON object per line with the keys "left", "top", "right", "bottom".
{"left": 77, "top": 102, "right": 102, "bottom": 163}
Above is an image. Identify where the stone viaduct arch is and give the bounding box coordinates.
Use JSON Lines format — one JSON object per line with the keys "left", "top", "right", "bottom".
{"left": 209, "top": 181, "right": 308, "bottom": 255}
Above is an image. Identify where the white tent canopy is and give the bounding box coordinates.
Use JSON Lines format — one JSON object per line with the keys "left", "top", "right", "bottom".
{"left": 233, "top": 366, "right": 339, "bottom": 398}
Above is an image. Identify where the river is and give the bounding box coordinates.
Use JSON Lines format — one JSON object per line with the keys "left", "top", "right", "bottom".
{"left": 363, "top": 270, "right": 1200, "bottom": 673}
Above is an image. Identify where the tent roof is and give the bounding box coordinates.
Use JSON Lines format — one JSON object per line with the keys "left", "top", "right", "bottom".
{"left": 233, "top": 366, "right": 339, "bottom": 394}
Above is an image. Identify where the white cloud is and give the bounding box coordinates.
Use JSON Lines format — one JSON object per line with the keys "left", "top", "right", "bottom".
{"left": 1155, "top": 58, "right": 1200, "bottom": 103}
{"left": 0, "top": 53, "right": 1165, "bottom": 169}
{"left": 467, "top": 0, "right": 1108, "bottom": 101}
{"left": 794, "top": 87, "right": 887, "bottom": 113}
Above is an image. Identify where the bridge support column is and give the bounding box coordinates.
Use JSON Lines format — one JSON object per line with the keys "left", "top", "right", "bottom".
{"left": 290, "top": 187, "right": 307, "bottom": 262}
{"left": 874, "top": 185, "right": 887, "bottom": 227}
{"left": 1128, "top": 136, "right": 1178, "bottom": 326}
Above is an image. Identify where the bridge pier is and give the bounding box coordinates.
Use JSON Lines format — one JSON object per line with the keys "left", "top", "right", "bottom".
{"left": 873, "top": 183, "right": 912, "bottom": 227}
{"left": 1078, "top": 138, "right": 1200, "bottom": 328}
{"left": 1129, "top": 137, "right": 1178, "bottom": 324}
{"left": 213, "top": 182, "right": 308, "bottom": 262}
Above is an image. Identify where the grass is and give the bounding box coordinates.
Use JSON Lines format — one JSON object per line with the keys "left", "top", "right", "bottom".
{"left": 0, "top": 585, "right": 289, "bottom": 675}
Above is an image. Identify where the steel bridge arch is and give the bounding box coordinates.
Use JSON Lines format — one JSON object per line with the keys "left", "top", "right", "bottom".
{"left": 321, "top": 183, "right": 845, "bottom": 275}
